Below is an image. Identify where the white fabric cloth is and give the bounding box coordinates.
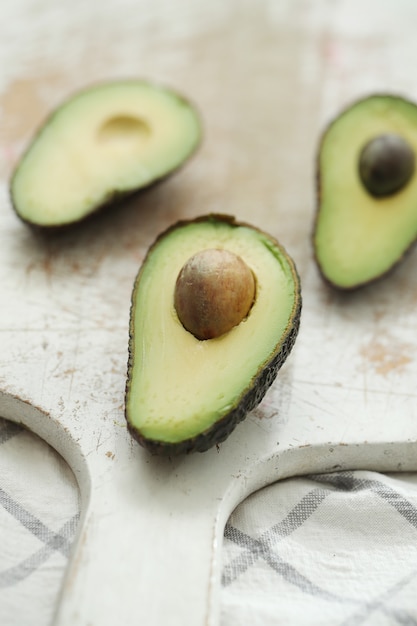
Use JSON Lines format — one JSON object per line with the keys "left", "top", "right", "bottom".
{"left": 221, "top": 471, "right": 417, "bottom": 626}
{"left": 2, "top": 417, "right": 417, "bottom": 626}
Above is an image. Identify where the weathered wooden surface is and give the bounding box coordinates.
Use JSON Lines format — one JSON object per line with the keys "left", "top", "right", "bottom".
{"left": 1, "top": 1, "right": 417, "bottom": 624}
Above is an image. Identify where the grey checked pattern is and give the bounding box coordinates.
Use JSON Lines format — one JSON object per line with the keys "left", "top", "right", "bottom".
{"left": 2, "top": 415, "right": 417, "bottom": 626}
{"left": 0, "top": 418, "right": 80, "bottom": 625}
{"left": 222, "top": 471, "right": 417, "bottom": 625}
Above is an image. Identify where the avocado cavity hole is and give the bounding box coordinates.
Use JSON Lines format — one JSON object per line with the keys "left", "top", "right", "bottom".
{"left": 97, "top": 115, "right": 151, "bottom": 148}
{"left": 174, "top": 248, "right": 256, "bottom": 341}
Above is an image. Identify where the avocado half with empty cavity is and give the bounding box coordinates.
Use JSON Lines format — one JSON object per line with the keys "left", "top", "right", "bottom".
{"left": 10, "top": 80, "right": 201, "bottom": 227}
{"left": 125, "top": 214, "right": 302, "bottom": 456}
{"left": 314, "top": 94, "right": 417, "bottom": 289}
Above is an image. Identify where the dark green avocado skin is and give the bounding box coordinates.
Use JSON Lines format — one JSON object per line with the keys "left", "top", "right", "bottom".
{"left": 126, "top": 311, "right": 301, "bottom": 456}
{"left": 125, "top": 214, "right": 302, "bottom": 456}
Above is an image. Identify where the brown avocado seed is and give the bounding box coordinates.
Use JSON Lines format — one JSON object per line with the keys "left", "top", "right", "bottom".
{"left": 358, "top": 133, "right": 415, "bottom": 197}
{"left": 174, "top": 248, "right": 256, "bottom": 340}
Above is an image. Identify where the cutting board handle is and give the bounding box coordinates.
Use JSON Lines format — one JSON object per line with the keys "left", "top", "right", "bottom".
{"left": 53, "top": 451, "right": 237, "bottom": 626}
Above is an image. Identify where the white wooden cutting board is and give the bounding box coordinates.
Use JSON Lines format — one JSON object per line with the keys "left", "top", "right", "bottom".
{"left": 1, "top": 1, "right": 417, "bottom": 624}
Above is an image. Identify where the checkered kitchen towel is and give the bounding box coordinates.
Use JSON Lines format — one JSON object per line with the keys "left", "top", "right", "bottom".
{"left": 0, "top": 419, "right": 79, "bottom": 626}
{"left": 1, "top": 417, "right": 417, "bottom": 626}
{"left": 222, "top": 472, "right": 417, "bottom": 625}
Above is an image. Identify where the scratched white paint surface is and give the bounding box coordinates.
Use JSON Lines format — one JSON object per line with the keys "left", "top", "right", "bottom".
{"left": 1, "top": 1, "right": 417, "bottom": 625}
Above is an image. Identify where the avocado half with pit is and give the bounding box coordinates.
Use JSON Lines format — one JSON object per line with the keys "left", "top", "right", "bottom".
{"left": 314, "top": 94, "right": 417, "bottom": 289}
{"left": 125, "top": 214, "right": 302, "bottom": 456}
{"left": 10, "top": 80, "right": 201, "bottom": 227}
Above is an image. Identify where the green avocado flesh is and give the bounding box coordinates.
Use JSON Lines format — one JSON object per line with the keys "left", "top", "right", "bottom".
{"left": 314, "top": 95, "right": 417, "bottom": 289}
{"left": 125, "top": 215, "right": 301, "bottom": 455}
{"left": 10, "top": 81, "right": 201, "bottom": 227}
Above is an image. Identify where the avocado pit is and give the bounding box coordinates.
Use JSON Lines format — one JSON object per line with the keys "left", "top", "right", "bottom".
{"left": 174, "top": 248, "right": 256, "bottom": 340}
{"left": 358, "top": 133, "right": 415, "bottom": 197}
